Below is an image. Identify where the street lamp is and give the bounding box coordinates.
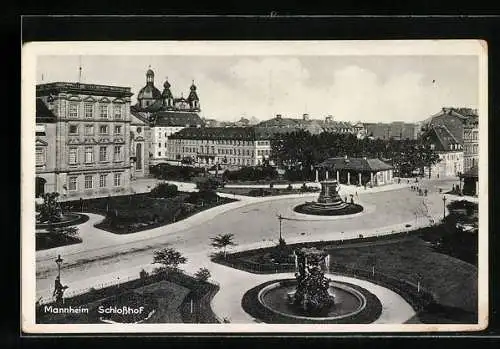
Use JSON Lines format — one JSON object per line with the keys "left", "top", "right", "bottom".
{"left": 442, "top": 195, "right": 447, "bottom": 220}
{"left": 277, "top": 214, "right": 283, "bottom": 241}
{"left": 55, "top": 254, "right": 63, "bottom": 279}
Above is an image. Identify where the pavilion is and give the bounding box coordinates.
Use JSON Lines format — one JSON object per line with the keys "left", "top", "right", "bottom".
{"left": 315, "top": 156, "right": 394, "bottom": 186}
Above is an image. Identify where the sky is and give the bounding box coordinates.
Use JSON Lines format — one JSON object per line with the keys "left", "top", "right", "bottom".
{"left": 36, "top": 55, "right": 479, "bottom": 123}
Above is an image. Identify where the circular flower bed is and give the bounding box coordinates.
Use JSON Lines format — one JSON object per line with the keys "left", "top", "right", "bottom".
{"left": 36, "top": 213, "right": 89, "bottom": 229}
{"left": 293, "top": 203, "right": 363, "bottom": 216}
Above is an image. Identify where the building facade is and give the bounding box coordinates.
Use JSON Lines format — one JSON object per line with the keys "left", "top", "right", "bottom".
{"left": 363, "top": 122, "right": 420, "bottom": 140}
{"left": 129, "top": 112, "right": 151, "bottom": 179}
{"left": 167, "top": 127, "right": 272, "bottom": 168}
{"left": 463, "top": 114, "right": 479, "bottom": 172}
{"left": 36, "top": 82, "right": 133, "bottom": 200}
{"left": 420, "top": 125, "right": 464, "bottom": 179}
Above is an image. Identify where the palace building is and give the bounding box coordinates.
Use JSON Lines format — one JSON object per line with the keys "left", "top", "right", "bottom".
{"left": 35, "top": 82, "right": 134, "bottom": 200}
{"left": 167, "top": 127, "right": 272, "bottom": 167}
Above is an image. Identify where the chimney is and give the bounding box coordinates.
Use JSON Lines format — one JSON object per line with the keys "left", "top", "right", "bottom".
{"left": 303, "top": 113, "right": 310, "bottom": 121}
{"left": 325, "top": 115, "right": 333, "bottom": 123}
{"left": 276, "top": 114, "right": 282, "bottom": 120}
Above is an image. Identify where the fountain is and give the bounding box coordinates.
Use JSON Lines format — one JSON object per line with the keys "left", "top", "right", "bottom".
{"left": 293, "top": 180, "right": 363, "bottom": 216}
{"left": 286, "top": 248, "right": 335, "bottom": 315}
{"left": 241, "top": 247, "right": 382, "bottom": 323}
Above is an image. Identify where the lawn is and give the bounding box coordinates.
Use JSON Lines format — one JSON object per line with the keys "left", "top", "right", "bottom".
{"left": 64, "top": 190, "right": 236, "bottom": 234}
{"left": 36, "top": 271, "right": 220, "bottom": 324}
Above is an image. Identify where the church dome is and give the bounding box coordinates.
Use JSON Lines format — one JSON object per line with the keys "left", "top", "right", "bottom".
{"left": 137, "top": 84, "right": 162, "bottom": 100}
{"left": 163, "top": 79, "right": 171, "bottom": 89}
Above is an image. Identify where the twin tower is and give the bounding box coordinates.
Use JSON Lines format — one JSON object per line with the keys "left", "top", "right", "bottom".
{"left": 136, "top": 68, "right": 200, "bottom": 112}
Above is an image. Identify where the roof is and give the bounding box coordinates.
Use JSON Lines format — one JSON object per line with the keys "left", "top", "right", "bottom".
{"left": 36, "top": 99, "right": 57, "bottom": 123}
{"left": 318, "top": 157, "right": 393, "bottom": 172}
{"left": 36, "top": 82, "right": 133, "bottom": 98}
{"left": 461, "top": 164, "right": 478, "bottom": 178}
{"left": 152, "top": 111, "right": 203, "bottom": 127}
{"left": 420, "top": 125, "right": 461, "bottom": 152}
{"left": 170, "top": 126, "right": 270, "bottom": 141}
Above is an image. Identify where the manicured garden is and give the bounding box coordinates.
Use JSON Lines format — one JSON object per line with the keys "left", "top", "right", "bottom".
{"left": 64, "top": 183, "right": 236, "bottom": 234}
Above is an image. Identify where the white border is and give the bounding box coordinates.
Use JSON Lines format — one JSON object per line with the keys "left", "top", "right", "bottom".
{"left": 21, "top": 40, "right": 488, "bottom": 334}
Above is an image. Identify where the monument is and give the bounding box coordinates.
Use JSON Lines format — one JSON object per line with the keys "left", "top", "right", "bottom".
{"left": 294, "top": 180, "right": 363, "bottom": 216}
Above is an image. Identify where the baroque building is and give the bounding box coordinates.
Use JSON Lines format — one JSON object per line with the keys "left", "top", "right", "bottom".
{"left": 130, "top": 68, "right": 204, "bottom": 165}
{"left": 35, "top": 82, "right": 133, "bottom": 200}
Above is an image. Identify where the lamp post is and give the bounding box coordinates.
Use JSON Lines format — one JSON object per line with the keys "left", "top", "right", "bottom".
{"left": 55, "top": 254, "right": 63, "bottom": 279}
{"left": 442, "top": 195, "right": 447, "bottom": 220}
{"left": 277, "top": 214, "right": 283, "bottom": 241}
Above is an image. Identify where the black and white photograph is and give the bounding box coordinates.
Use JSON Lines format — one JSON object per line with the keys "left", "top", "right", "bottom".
{"left": 21, "top": 40, "right": 488, "bottom": 333}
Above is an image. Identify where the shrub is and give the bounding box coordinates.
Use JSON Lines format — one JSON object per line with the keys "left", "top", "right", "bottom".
{"left": 150, "top": 183, "right": 178, "bottom": 198}
{"left": 194, "top": 268, "right": 211, "bottom": 282}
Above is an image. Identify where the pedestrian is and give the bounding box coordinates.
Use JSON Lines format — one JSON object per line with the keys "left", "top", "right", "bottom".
{"left": 355, "top": 191, "right": 358, "bottom": 198}
{"left": 407, "top": 179, "right": 410, "bottom": 184}
{"left": 424, "top": 189, "right": 428, "bottom": 196}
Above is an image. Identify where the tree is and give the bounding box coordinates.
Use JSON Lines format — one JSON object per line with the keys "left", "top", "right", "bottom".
{"left": 194, "top": 267, "right": 211, "bottom": 282}
{"left": 152, "top": 247, "right": 187, "bottom": 274}
{"left": 210, "top": 233, "right": 237, "bottom": 259}
{"left": 36, "top": 192, "right": 63, "bottom": 224}
{"left": 150, "top": 182, "right": 178, "bottom": 198}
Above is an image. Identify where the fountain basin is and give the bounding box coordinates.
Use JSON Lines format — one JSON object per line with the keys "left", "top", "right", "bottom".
{"left": 36, "top": 213, "right": 89, "bottom": 229}
{"left": 242, "top": 279, "right": 382, "bottom": 324}
{"left": 294, "top": 202, "right": 363, "bottom": 216}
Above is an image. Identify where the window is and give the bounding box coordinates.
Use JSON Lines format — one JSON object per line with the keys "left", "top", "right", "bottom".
{"left": 113, "top": 146, "right": 122, "bottom": 161}
{"left": 137, "top": 127, "right": 142, "bottom": 134}
{"left": 68, "top": 176, "right": 77, "bottom": 191}
{"left": 114, "top": 125, "right": 122, "bottom": 134}
{"left": 113, "top": 105, "right": 122, "bottom": 119}
{"left": 84, "top": 103, "right": 93, "bottom": 118}
{"left": 68, "top": 148, "right": 78, "bottom": 165}
{"left": 165, "top": 132, "right": 168, "bottom": 137}
{"left": 164, "top": 142, "right": 167, "bottom": 148}
{"left": 99, "top": 125, "right": 109, "bottom": 134}
{"left": 36, "top": 148, "right": 45, "bottom": 166}
{"left": 69, "top": 125, "right": 78, "bottom": 134}
{"left": 99, "top": 146, "right": 107, "bottom": 161}
{"left": 84, "top": 125, "right": 94, "bottom": 135}
{"left": 69, "top": 102, "right": 79, "bottom": 118}
{"left": 84, "top": 175, "right": 93, "bottom": 189}
{"left": 113, "top": 173, "right": 122, "bottom": 186}
{"left": 100, "top": 104, "right": 109, "bottom": 118}
{"left": 158, "top": 152, "right": 161, "bottom": 156}
{"left": 99, "top": 174, "right": 107, "bottom": 188}
{"left": 158, "top": 143, "right": 162, "bottom": 148}
{"left": 85, "top": 147, "right": 93, "bottom": 163}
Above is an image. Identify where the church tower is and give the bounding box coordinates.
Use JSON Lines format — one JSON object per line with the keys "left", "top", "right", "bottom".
{"left": 162, "top": 78, "right": 174, "bottom": 110}
{"left": 187, "top": 80, "right": 200, "bottom": 112}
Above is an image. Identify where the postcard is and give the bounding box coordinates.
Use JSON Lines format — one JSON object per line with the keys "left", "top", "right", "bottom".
{"left": 21, "top": 40, "right": 488, "bottom": 333}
